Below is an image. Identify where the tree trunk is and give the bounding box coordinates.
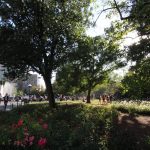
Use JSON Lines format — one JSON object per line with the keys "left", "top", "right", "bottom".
{"left": 86, "top": 88, "right": 91, "bottom": 103}
{"left": 43, "top": 75, "right": 56, "bottom": 108}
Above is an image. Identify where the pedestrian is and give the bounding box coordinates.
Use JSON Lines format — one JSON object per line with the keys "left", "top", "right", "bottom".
{"left": 0, "top": 93, "right": 2, "bottom": 104}
{"left": 4, "top": 93, "right": 9, "bottom": 110}
{"left": 99, "top": 95, "right": 103, "bottom": 104}
{"left": 109, "top": 95, "right": 113, "bottom": 103}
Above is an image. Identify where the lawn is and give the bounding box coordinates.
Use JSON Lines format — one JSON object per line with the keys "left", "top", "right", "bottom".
{"left": 111, "top": 100, "right": 150, "bottom": 115}
{"left": 0, "top": 100, "right": 150, "bottom": 150}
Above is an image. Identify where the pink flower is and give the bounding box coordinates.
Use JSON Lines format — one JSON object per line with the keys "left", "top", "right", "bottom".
{"left": 24, "top": 132, "right": 29, "bottom": 137}
{"left": 42, "top": 123, "right": 48, "bottom": 129}
{"left": 24, "top": 136, "right": 29, "bottom": 142}
{"left": 17, "top": 119, "right": 23, "bottom": 127}
{"left": 29, "top": 136, "right": 35, "bottom": 142}
{"left": 14, "top": 140, "right": 22, "bottom": 146}
{"left": 24, "top": 127, "right": 29, "bottom": 136}
{"left": 38, "top": 138, "right": 47, "bottom": 148}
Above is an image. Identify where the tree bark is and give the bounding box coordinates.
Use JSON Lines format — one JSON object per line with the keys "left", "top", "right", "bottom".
{"left": 43, "top": 75, "right": 56, "bottom": 108}
{"left": 86, "top": 88, "right": 91, "bottom": 103}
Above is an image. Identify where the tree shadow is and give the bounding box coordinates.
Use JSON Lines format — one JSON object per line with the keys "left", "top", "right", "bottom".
{"left": 108, "top": 113, "right": 150, "bottom": 150}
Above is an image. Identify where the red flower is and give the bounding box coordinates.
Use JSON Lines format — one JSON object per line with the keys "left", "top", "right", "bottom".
{"left": 42, "top": 123, "right": 48, "bottom": 130}
{"left": 18, "top": 111, "right": 22, "bottom": 115}
{"left": 38, "top": 118, "right": 43, "bottom": 124}
{"left": 14, "top": 140, "right": 22, "bottom": 146}
{"left": 17, "top": 119, "right": 23, "bottom": 127}
{"left": 12, "top": 123, "right": 18, "bottom": 129}
{"left": 38, "top": 138, "right": 47, "bottom": 148}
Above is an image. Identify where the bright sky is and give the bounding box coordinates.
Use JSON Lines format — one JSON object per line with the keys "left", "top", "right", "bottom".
{"left": 86, "top": 1, "right": 139, "bottom": 78}
{"left": 39, "top": 1, "right": 139, "bottom": 86}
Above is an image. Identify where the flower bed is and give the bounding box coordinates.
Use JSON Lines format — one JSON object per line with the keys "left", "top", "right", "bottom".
{"left": 0, "top": 103, "right": 117, "bottom": 150}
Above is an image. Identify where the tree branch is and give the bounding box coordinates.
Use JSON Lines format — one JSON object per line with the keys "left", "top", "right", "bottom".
{"left": 94, "top": 0, "right": 150, "bottom": 25}
{"left": 113, "top": 0, "right": 150, "bottom": 20}
{"left": 93, "top": 7, "right": 116, "bottom": 26}
{"left": 113, "top": 0, "right": 124, "bottom": 20}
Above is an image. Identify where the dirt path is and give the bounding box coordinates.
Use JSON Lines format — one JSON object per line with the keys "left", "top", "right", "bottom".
{"left": 118, "top": 113, "right": 150, "bottom": 125}
{"left": 114, "top": 113, "right": 150, "bottom": 150}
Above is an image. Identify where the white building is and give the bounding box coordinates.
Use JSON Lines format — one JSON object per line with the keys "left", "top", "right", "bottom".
{"left": 0, "top": 65, "right": 44, "bottom": 96}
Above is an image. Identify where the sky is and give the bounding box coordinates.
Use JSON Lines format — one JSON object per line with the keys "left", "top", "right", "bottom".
{"left": 37, "top": 1, "right": 139, "bottom": 87}
{"left": 85, "top": 1, "right": 139, "bottom": 78}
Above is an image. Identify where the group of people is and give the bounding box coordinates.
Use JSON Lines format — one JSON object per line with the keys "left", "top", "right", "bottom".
{"left": 99, "top": 94, "right": 113, "bottom": 104}
{"left": 0, "top": 93, "right": 10, "bottom": 110}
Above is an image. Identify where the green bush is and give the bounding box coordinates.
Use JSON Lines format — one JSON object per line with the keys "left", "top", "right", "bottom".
{"left": 0, "top": 103, "right": 117, "bottom": 150}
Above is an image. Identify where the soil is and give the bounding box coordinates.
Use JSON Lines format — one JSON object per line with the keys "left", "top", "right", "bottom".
{"left": 113, "top": 112, "right": 150, "bottom": 150}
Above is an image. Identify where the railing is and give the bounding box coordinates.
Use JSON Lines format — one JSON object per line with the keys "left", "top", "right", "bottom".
{"left": 0, "top": 100, "right": 25, "bottom": 111}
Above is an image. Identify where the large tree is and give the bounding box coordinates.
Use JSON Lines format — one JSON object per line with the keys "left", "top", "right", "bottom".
{"left": 55, "top": 35, "right": 124, "bottom": 103}
{"left": 100, "top": 0, "right": 150, "bottom": 99}
{"left": 0, "top": 0, "right": 92, "bottom": 107}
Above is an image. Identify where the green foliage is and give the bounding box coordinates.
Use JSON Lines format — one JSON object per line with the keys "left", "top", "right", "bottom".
{"left": 103, "top": 0, "right": 150, "bottom": 99}
{"left": 106, "top": 0, "right": 150, "bottom": 36}
{"left": 128, "top": 39, "right": 150, "bottom": 63}
{"left": 0, "top": 0, "right": 93, "bottom": 107}
{"left": 121, "top": 59, "right": 150, "bottom": 99}
{"left": 1, "top": 101, "right": 150, "bottom": 149}
{"left": 55, "top": 35, "right": 123, "bottom": 101}
{"left": 0, "top": 103, "right": 117, "bottom": 149}
{"left": 0, "top": 0, "right": 92, "bottom": 75}
{"left": 30, "top": 85, "right": 45, "bottom": 95}
{"left": 93, "top": 79, "right": 122, "bottom": 97}
{"left": 15, "top": 90, "right": 24, "bottom": 97}
{"left": 111, "top": 100, "right": 150, "bottom": 116}
{"left": 129, "top": 0, "right": 150, "bottom": 36}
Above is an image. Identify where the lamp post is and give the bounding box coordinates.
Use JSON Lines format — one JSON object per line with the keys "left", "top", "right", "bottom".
{"left": 28, "top": 84, "right": 32, "bottom": 101}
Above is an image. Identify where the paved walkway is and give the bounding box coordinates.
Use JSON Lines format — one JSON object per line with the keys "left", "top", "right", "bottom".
{"left": 0, "top": 101, "right": 24, "bottom": 111}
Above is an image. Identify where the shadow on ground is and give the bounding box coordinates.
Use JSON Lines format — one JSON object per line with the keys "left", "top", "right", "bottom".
{"left": 108, "top": 113, "right": 150, "bottom": 150}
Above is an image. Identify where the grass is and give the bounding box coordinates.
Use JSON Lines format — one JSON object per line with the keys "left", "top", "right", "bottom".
{"left": 110, "top": 100, "right": 150, "bottom": 115}
{"left": 0, "top": 102, "right": 117, "bottom": 150}
{"left": 0, "top": 100, "right": 150, "bottom": 149}
{"left": 60, "top": 99, "right": 150, "bottom": 115}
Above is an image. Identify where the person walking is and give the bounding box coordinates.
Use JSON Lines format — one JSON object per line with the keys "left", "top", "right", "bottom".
{"left": 0, "top": 93, "right": 2, "bottom": 105}
{"left": 4, "top": 93, "right": 9, "bottom": 111}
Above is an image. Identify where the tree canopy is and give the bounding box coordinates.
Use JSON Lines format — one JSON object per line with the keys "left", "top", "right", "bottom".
{"left": 0, "top": 0, "right": 92, "bottom": 107}
{"left": 100, "top": 0, "right": 150, "bottom": 99}
{"left": 55, "top": 35, "right": 124, "bottom": 103}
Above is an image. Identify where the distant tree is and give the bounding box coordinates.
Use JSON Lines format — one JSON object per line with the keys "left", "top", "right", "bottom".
{"left": 53, "top": 64, "right": 81, "bottom": 96}
{"left": 0, "top": 0, "right": 92, "bottom": 108}
{"left": 55, "top": 35, "right": 124, "bottom": 103}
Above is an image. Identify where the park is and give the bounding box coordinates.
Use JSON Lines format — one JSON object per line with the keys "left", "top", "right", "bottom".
{"left": 0, "top": 0, "right": 150, "bottom": 149}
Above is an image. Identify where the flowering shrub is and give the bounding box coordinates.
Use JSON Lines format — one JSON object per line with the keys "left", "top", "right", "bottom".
{"left": 0, "top": 103, "right": 118, "bottom": 150}
{"left": 11, "top": 115, "right": 48, "bottom": 149}
{"left": 38, "top": 138, "right": 47, "bottom": 148}
{"left": 17, "top": 119, "right": 23, "bottom": 127}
